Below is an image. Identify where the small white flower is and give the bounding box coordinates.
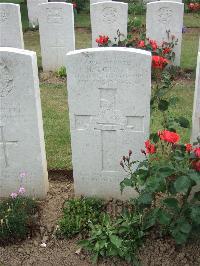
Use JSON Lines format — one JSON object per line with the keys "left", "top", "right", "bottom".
{"left": 40, "top": 243, "right": 47, "bottom": 248}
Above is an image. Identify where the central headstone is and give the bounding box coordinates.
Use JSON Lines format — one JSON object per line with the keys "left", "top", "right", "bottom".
{"left": 38, "top": 2, "right": 75, "bottom": 71}
{"left": 0, "top": 3, "right": 24, "bottom": 49}
{"left": 146, "top": 1, "right": 184, "bottom": 66}
{"left": 91, "top": 1, "right": 128, "bottom": 48}
{"left": 0, "top": 48, "right": 48, "bottom": 198}
{"left": 27, "top": 0, "right": 48, "bottom": 27}
{"left": 66, "top": 48, "right": 151, "bottom": 199}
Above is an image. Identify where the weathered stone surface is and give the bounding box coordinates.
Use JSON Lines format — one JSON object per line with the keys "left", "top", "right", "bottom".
{"left": 27, "top": 0, "right": 48, "bottom": 27}
{"left": 0, "top": 48, "right": 48, "bottom": 198}
{"left": 66, "top": 47, "right": 151, "bottom": 199}
{"left": 38, "top": 2, "right": 75, "bottom": 71}
{"left": 0, "top": 3, "right": 24, "bottom": 49}
{"left": 91, "top": 1, "right": 128, "bottom": 47}
{"left": 146, "top": 1, "right": 184, "bottom": 66}
{"left": 160, "top": 0, "right": 182, "bottom": 2}
{"left": 191, "top": 51, "right": 200, "bottom": 143}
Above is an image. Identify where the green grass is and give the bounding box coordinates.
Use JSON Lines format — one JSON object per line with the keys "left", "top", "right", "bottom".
{"left": 41, "top": 82, "right": 72, "bottom": 170}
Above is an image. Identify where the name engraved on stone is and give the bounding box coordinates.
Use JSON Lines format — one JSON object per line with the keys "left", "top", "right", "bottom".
{"left": 0, "top": 126, "right": 18, "bottom": 167}
{"left": 1, "top": 105, "right": 21, "bottom": 120}
{"left": 102, "top": 7, "right": 117, "bottom": 23}
{"left": 0, "top": 9, "right": 8, "bottom": 23}
{"left": 0, "top": 61, "right": 14, "bottom": 97}
{"left": 158, "top": 7, "right": 173, "bottom": 24}
{"left": 46, "top": 8, "right": 63, "bottom": 24}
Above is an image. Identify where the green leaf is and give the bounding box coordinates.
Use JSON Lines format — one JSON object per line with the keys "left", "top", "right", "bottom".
{"left": 174, "top": 176, "right": 192, "bottom": 193}
{"left": 162, "top": 198, "right": 180, "bottom": 211}
{"left": 176, "top": 116, "right": 190, "bottom": 128}
{"left": 190, "top": 206, "right": 200, "bottom": 224}
{"left": 150, "top": 133, "right": 159, "bottom": 143}
{"left": 157, "top": 166, "right": 175, "bottom": 178}
{"left": 143, "top": 208, "right": 159, "bottom": 230}
{"left": 110, "top": 235, "right": 122, "bottom": 248}
{"left": 158, "top": 100, "right": 169, "bottom": 111}
{"left": 171, "top": 230, "right": 188, "bottom": 245}
{"left": 157, "top": 209, "right": 172, "bottom": 225}
{"left": 120, "top": 178, "right": 133, "bottom": 192}
{"left": 179, "top": 222, "right": 192, "bottom": 234}
{"left": 137, "top": 192, "right": 153, "bottom": 205}
{"left": 189, "top": 170, "right": 200, "bottom": 183}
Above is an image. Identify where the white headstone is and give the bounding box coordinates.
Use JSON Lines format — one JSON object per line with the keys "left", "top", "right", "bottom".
{"left": 27, "top": 0, "right": 48, "bottom": 28}
{"left": 146, "top": 1, "right": 184, "bottom": 66}
{"left": 0, "top": 48, "right": 48, "bottom": 198}
{"left": 66, "top": 47, "right": 151, "bottom": 199}
{"left": 90, "top": 0, "right": 112, "bottom": 4}
{"left": 91, "top": 1, "right": 128, "bottom": 48}
{"left": 191, "top": 51, "right": 200, "bottom": 143}
{"left": 0, "top": 4, "right": 24, "bottom": 49}
{"left": 38, "top": 2, "right": 75, "bottom": 71}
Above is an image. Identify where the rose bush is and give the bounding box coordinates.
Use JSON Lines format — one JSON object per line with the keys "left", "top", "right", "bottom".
{"left": 120, "top": 130, "right": 200, "bottom": 245}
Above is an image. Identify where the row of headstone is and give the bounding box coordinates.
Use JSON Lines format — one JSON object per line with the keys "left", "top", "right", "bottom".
{"left": 0, "top": 47, "right": 48, "bottom": 198}
{"left": 91, "top": 1, "right": 184, "bottom": 66}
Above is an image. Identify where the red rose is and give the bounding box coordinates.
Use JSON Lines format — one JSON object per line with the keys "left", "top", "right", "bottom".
{"left": 137, "top": 40, "right": 145, "bottom": 48}
{"left": 145, "top": 140, "right": 156, "bottom": 154}
{"left": 194, "top": 147, "right": 200, "bottom": 158}
{"left": 96, "top": 35, "right": 109, "bottom": 45}
{"left": 149, "top": 40, "right": 158, "bottom": 51}
{"left": 192, "top": 160, "right": 200, "bottom": 172}
{"left": 185, "top": 143, "right": 192, "bottom": 153}
{"left": 152, "top": 56, "right": 169, "bottom": 69}
{"left": 158, "top": 130, "right": 180, "bottom": 144}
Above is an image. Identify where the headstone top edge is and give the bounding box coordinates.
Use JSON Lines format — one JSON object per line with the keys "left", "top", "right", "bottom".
{"left": 147, "top": 1, "right": 184, "bottom": 6}
{"left": 67, "top": 47, "right": 152, "bottom": 57}
{"left": 39, "top": 2, "right": 73, "bottom": 7}
{"left": 0, "top": 48, "right": 36, "bottom": 58}
{"left": 91, "top": 1, "right": 128, "bottom": 6}
{"left": 0, "top": 3, "right": 20, "bottom": 7}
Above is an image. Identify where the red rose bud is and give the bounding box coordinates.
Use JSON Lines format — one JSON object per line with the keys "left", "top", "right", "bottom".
{"left": 129, "top": 150, "right": 132, "bottom": 156}
{"left": 141, "top": 149, "right": 146, "bottom": 156}
{"left": 185, "top": 143, "right": 192, "bottom": 153}
{"left": 123, "top": 155, "right": 126, "bottom": 162}
{"left": 120, "top": 160, "right": 124, "bottom": 168}
{"left": 145, "top": 140, "right": 156, "bottom": 154}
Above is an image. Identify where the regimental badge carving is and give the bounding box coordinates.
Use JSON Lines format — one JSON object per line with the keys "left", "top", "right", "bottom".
{"left": 46, "top": 8, "right": 63, "bottom": 24}
{"left": 0, "top": 9, "right": 8, "bottom": 23}
{"left": 158, "top": 7, "right": 173, "bottom": 25}
{"left": 102, "top": 7, "right": 117, "bottom": 24}
{"left": 0, "top": 60, "right": 14, "bottom": 98}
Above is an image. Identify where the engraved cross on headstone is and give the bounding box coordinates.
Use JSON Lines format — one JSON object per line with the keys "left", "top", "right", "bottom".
{"left": 75, "top": 88, "right": 145, "bottom": 172}
{"left": 0, "top": 126, "right": 18, "bottom": 167}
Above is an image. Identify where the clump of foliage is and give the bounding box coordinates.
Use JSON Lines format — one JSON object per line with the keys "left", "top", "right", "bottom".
{"left": 0, "top": 189, "right": 38, "bottom": 244}
{"left": 57, "top": 197, "right": 104, "bottom": 238}
{"left": 56, "top": 66, "right": 67, "bottom": 78}
{"left": 80, "top": 211, "right": 144, "bottom": 265}
{"left": 120, "top": 131, "right": 200, "bottom": 245}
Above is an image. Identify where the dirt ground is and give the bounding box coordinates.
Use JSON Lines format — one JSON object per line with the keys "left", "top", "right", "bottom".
{"left": 0, "top": 172, "right": 200, "bottom": 266}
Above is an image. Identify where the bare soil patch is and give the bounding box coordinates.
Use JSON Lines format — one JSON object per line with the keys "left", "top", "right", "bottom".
{"left": 0, "top": 173, "right": 199, "bottom": 266}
